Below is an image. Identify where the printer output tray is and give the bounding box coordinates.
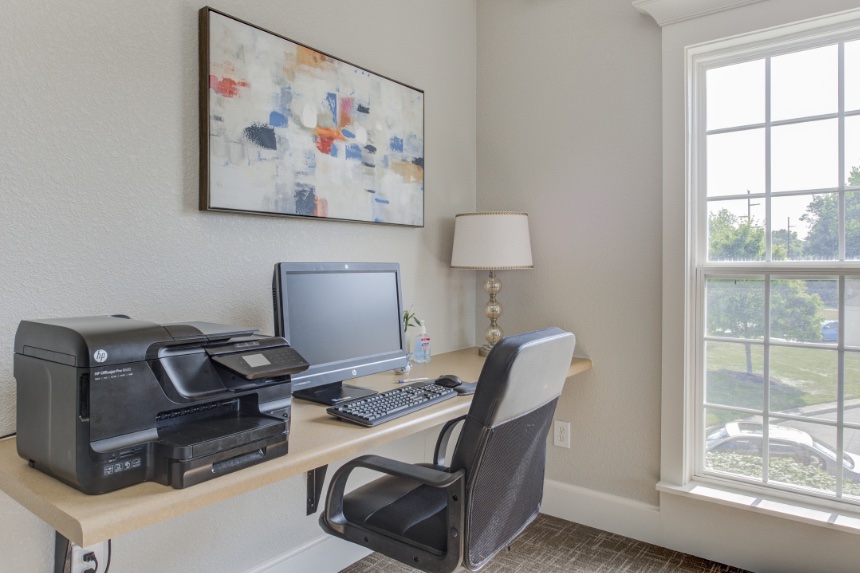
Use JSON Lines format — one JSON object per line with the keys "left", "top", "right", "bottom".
{"left": 155, "top": 413, "right": 288, "bottom": 488}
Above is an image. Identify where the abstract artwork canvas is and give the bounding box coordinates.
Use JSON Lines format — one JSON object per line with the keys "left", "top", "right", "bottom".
{"left": 199, "top": 8, "right": 424, "bottom": 226}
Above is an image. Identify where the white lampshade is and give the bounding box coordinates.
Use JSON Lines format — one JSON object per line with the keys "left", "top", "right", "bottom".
{"left": 450, "top": 212, "right": 533, "bottom": 270}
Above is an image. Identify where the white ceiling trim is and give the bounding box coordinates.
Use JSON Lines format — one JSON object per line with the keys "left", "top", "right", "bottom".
{"left": 632, "top": 0, "right": 766, "bottom": 27}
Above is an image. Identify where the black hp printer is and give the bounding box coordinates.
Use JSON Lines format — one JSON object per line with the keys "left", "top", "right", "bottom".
{"left": 14, "top": 315, "right": 309, "bottom": 494}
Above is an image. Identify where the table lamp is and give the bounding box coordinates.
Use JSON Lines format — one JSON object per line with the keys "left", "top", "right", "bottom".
{"left": 451, "top": 212, "right": 533, "bottom": 356}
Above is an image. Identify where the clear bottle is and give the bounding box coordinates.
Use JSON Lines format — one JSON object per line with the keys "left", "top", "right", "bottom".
{"left": 413, "top": 320, "right": 431, "bottom": 363}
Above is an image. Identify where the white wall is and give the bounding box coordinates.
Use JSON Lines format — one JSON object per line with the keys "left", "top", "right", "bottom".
{"left": 0, "top": 1, "right": 476, "bottom": 571}
{"left": 477, "top": 0, "right": 664, "bottom": 506}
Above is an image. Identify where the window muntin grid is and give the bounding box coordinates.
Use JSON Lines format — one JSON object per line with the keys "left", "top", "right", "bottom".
{"left": 694, "top": 32, "right": 860, "bottom": 506}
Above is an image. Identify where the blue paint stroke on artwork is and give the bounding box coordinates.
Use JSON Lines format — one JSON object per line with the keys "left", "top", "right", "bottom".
{"left": 375, "top": 198, "right": 390, "bottom": 204}
{"left": 244, "top": 124, "right": 276, "bottom": 150}
{"left": 326, "top": 93, "right": 337, "bottom": 123}
{"left": 365, "top": 189, "right": 376, "bottom": 193}
{"left": 342, "top": 128, "right": 355, "bottom": 139}
{"left": 294, "top": 183, "right": 316, "bottom": 215}
{"left": 365, "top": 144, "right": 377, "bottom": 154}
{"left": 389, "top": 136, "right": 403, "bottom": 152}
{"left": 280, "top": 86, "right": 293, "bottom": 109}
{"left": 269, "top": 111, "right": 287, "bottom": 127}
{"left": 345, "top": 144, "right": 362, "bottom": 161}
{"left": 330, "top": 144, "right": 338, "bottom": 158}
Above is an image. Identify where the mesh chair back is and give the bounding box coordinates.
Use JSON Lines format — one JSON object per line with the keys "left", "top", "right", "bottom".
{"left": 449, "top": 327, "right": 575, "bottom": 570}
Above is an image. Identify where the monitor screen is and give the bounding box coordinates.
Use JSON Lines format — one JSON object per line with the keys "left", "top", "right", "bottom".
{"left": 272, "top": 262, "right": 409, "bottom": 402}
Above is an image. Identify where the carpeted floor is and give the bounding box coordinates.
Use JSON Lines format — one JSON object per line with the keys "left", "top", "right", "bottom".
{"left": 339, "top": 514, "right": 751, "bottom": 573}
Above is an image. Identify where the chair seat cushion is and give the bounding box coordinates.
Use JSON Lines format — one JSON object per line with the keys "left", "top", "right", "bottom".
{"left": 343, "top": 463, "right": 450, "bottom": 554}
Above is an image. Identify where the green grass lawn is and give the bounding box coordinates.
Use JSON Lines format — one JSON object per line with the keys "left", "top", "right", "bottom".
{"left": 705, "top": 341, "right": 860, "bottom": 425}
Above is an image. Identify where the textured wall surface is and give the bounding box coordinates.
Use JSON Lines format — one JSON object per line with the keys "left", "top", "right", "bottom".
{"left": 0, "top": 0, "right": 476, "bottom": 570}
{"left": 476, "top": 0, "right": 663, "bottom": 506}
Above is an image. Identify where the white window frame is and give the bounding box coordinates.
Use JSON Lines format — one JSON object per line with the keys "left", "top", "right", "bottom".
{"left": 687, "top": 17, "right": 860, "bottom": 510}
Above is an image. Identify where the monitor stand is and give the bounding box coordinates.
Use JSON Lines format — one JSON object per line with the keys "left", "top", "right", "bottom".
{"left": 292, "top": 382, "right": 377, "bottom": 405}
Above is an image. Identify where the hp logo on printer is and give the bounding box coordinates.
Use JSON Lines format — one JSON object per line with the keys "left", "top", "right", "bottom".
{"left": 93, "top": 349, "right": 108, "bottom": 363}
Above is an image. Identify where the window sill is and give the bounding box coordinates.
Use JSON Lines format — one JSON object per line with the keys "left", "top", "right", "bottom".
{"left": 657, "top": 480, "right": 860, "bottom": 535}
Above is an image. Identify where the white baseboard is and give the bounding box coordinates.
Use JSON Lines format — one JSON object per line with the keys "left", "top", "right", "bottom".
{"left": 541, "top": 479, "right": 661, "bottom": 545}
{"left": 247, "top": 534, "right": 371, "bottom": 573}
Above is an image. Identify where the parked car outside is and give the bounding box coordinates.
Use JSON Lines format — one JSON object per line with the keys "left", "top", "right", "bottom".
{"left": 821, "top": 320, "right": 838, "bottom": 342}
{"left": 706, "top": 421, "right": 860, "bottom": 483}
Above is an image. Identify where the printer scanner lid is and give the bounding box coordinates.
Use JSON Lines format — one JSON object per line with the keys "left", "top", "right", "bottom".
{"left": 15, "top": 315, "right": 257, "bottom": 368}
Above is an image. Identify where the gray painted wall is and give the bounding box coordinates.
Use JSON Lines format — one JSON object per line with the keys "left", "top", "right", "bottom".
{"left": 0, "top": 1, "right": 476, "bottom": 570}
{"left": 477, "top": 0, "right": 663, "bottom": 506}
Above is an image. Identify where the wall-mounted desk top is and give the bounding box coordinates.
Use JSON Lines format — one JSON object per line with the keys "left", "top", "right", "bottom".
{"left": 0, "top": 348, "right": 591, "bottom": 547}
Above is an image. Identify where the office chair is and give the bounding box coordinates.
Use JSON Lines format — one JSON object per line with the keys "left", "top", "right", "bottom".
{"left": 320, "top": 327, "right": 576, "bottom": 572}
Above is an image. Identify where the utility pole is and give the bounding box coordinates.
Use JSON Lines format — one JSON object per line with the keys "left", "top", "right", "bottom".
{"left": 746, "top": 190, "right": 760, "bottom": 224}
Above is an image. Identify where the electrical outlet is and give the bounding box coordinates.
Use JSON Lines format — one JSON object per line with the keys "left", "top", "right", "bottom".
{"left": 553, "top": 420, "right": 571, "bottom": 449}
{"left": 68, "top": 540, "right": 109, "bottom": 573}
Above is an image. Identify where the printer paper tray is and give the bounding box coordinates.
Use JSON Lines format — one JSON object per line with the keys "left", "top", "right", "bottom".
{"left": 155, "top": 413, "right": 287, "bottom": 460}
{"left": 158, "top": 434, "right": 289, "bottom": 489}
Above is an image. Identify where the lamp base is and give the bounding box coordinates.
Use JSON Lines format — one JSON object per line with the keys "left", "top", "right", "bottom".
{"left": 478, "top": 343, "right": 494, "bottom": 357}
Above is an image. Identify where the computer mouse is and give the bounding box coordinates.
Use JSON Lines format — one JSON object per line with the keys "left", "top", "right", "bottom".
{"left": 434, "top": 374, "right": 463, "bottom": 388}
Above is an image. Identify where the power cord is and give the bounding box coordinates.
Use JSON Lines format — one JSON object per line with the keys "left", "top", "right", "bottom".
{"left": 82, "top": 551, "right": 98, "bottom": 573}
{"left": 80, "top": 540, "right": 111, "bottom": 573}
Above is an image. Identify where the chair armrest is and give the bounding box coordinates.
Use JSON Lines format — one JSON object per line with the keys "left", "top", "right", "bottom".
{"left": 434, "top": 415, "right": 466, "bottom": 467}
{"left": 323, "top": 454, "right": 465, "bottom": 531}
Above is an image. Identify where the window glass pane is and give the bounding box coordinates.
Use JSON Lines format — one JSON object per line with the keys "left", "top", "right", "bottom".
{"left": 847, "top": 285, "right": 860, "bottom": 347}
{"left": 705, "top": 341, "right": 764, "bottom": 410}
{"left": 707, "top": 201, "right": 766, "bottom": 261}
{"left": 768, "top": 419, "right": 837, "bottom": 495}
{"left": 844, "top": 352, "right": 860, "bottom": 400}
{"left": 706, "top": 59, "right": 765, "bottom": 130}
{"left": 844, "top": 426, "right": 860, "bottom": 500}
{"left": 706, "top": 129, "right": 765, "bottom": 197}
{"left": 770, "top": 346, "right": 837, "bottom": 421}
{"left": 706, "top": 278, "right": 764, "bottom": 338}
{"left": 772, "top": 119, "right": 838, "bottom": 192}
{"left": 846, "top": 40, "right": 860, "bottom": 112}
{"left": 705, "top": 411, "right": 763, "bottom": 483}
{"left": 847, "top": 116, "right": 860, "bottom": 188}
{"left": 772, "top": 194, "right": 834, "bottom": 260}
{"left": 847, "top": 192, "right": 860, "bottom": 260}
{"left": 770, "top": 279, "right": 829, "bottom": 343}
{"left": 771, "top": 44, "right": 838, "bottom": 121}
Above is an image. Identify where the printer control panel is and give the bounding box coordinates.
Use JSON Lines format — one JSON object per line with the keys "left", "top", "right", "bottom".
{"left": 209, "top": 339, "right": 309, "bottom": 381}
{"left": 212, "top": 346, "right": 310, "bottom": 380}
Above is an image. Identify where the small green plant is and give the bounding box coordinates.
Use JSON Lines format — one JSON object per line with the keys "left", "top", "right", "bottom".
{"left": 403, "top": 308, "right": 420, "bottom": 333}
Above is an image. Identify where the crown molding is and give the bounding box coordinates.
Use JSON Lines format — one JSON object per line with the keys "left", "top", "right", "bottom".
{"left": 632, "top": 0, "right": 766, "bottom": 27}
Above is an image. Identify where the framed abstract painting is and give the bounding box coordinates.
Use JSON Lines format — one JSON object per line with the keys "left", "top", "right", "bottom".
{"left": 199, "top": 7, "right": 424, "bottom": 226}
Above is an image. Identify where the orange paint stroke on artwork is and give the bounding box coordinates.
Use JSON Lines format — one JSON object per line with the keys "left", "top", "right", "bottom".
{"left": 209, "top": 75, "right": 249, "bottom": 97}
{"left": 315, "top": 197, "right": 329, "bottom": 217}
{"left": 391, "top": 161, "right": 424, "bottom": 183}
{"left": 296, "top": 45, "right": 335, "bottom": 72}
{"left": 314, "top": 127, "right": 346, "bottom": 154}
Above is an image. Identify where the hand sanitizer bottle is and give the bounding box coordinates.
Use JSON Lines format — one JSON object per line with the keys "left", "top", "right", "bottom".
{"left": 413, "top": 321, "right": 431, "bottom": 363}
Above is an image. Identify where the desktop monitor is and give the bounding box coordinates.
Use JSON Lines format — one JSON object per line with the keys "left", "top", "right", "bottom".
{"left": 272, "top": 262, "right": 410, "bottom": 404}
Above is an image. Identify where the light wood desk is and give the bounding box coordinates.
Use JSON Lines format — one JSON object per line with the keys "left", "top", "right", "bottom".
{"left": 0, "top": 348, "right": 591, "bottom": 548}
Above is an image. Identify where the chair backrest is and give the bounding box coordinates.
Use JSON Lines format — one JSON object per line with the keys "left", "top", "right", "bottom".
{"left": 449, "top": 327, "right": 575, "bottom": 570}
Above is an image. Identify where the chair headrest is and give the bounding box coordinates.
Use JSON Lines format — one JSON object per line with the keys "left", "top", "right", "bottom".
{"left": 469, "top": 327, "right": 576, "bottom": 427}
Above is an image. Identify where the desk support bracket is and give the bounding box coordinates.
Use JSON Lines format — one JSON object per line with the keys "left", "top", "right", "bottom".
{"left": 307, "top": 465, "right": 328, "bottom": 515}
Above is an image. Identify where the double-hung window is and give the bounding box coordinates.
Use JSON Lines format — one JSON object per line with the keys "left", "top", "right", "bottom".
{"left": 691, "top": 24, "right": 860, "bottom": 506}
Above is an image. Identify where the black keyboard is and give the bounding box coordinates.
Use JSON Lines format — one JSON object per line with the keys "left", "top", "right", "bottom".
{"left": 326, "top": 382, "right": 456, "bottom": 427}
